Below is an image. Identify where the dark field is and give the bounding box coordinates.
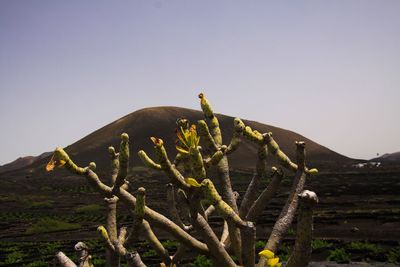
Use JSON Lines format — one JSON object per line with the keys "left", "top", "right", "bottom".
{"left": 0, "top": 167, "right": 399, "bottom": 266}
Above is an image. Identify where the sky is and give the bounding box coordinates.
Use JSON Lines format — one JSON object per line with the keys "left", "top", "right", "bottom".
{"left": 0, "top": 1, "right": 399, "bottom": 165}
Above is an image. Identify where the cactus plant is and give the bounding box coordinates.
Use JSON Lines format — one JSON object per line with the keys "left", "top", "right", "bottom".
{"left": 50, "top": 93, "right": 319, "bottom": 267}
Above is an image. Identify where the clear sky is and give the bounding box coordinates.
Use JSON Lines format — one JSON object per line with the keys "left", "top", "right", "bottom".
{"left": 1, "top": 1, "right": 399, "bottom": 165}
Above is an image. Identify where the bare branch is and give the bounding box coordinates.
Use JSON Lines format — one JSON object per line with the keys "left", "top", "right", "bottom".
{"left": 75, "top": 242, "right": 93, "bottom": 267}
{"left": 241, "top": 222, "right": 256, "bottom": 267}
{"left": 286, "top": 190, "right": 319, "bottom": 267}
{"left": 246, "top": 168, "right": 284, "bottom": 222}
{"left": 54, "top": 252, "right": 77, "bottom": 267}
{"left": 141, "top": 220, "right": 171, "bottom": 264}
{"left": 257, "top": 142, "right": 307, "bottom": 267}
{"left": 239, "top": 144, "right": 268, "bottom": 218}
{"left": 166, "top": 184, "right": 191, "bottom": 230}
{"left": 191, "top": 212, "right": 237, "bottom": 267}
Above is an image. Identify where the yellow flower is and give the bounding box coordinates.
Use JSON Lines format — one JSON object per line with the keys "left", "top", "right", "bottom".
{"left": 97, "top": 226, "right": 109, "bottom": 240}
{"left": 258, "top": 249, "right": 274, "bottom": 259}
{"left": 45, "top": 149, "right": 66, "bottom": 171}
{"left": 150, "top": 137, "right": 164, "bottom": 147}
{"left": 175, "top": 124, "right": 200, "bottom": 154}
{"left": 267, "top": 257, "right": 280, "bottom": 267}
{"left": 259, "top": 250, "right": 281, "bottom": 267}
{"left": 185, "top": 178, "right": 202, "bottom": 187}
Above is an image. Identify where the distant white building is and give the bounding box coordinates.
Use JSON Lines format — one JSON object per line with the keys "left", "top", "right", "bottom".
{"left": 353, "top": 162, "right": 381, "bottom": 168}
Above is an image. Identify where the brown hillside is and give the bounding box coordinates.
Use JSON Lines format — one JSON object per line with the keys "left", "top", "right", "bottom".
{"left": 21, "top": 106, "right": 351, "bottom": 176}
{"left": 0, "top": 152, "right": 51, "bottom": 174}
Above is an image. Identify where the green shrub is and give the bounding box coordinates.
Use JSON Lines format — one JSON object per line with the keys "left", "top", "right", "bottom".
{"left": 327, "top": 248, "right": 350, "bottom": 263}
{"left": 25, "top": 218, "right": 80, "bottom": 234}
{"left": 312, "top": 239, "right": 333, "bottom": 250}
{"left": 347, "top": 241, "right": 383, "bottom": 254}
{"left": 75, "top": 204, "right": 102, "bottom": 214}
{"left": 38, "top": 241, "right": 63, "bottom": 255}
{"left": 287, "top": 228, "right": 296, "bottom": 237}
{"left": 91, "top": 257, "right": 106, "bottom": 266}
{"left": 190, "top": 255, "right": 213, "bottom": 267}
{"left": 386, "top": 246, "right": 400, "bottom": 264}
{"left": 277, "top": 242, "right": 292, "bottom": 262}
{"left": 161, "top": 239, "right": 179, "bottom": 249}
{"left": 255, "top": 240, "right": 266, "bottom": 249}
{"left": 3, "top": 249, "right": 23, "bottom": 264}
{"left": 142, "top": 249, "right": 157, "bottom": 258}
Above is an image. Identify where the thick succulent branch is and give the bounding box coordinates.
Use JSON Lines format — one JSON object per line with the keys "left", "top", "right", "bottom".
{"left": 226, "top": 123, "right": 242, "bottom": 155}
{"left": 141, "top": 220, "right": 171, "bottom": 264}
{"left": 105, "top": 197, "right": 120, "bottom": 267}
{"left": 166, "top": 184, "right": 191, "bottom": 231}
{"left": 47, "top": 148, "right": 208, "bottom": 254}
{"left": 137, "top": 150, "right": 162, "bottom": 170}
{"left": 55, "top": 252, "right": 77, "bottom": 267}
{"left": 191, "top": 211, "right": 237, "bottom": 267}
{"left": 138, "top": 138, "right": 190, "bottom": 189}
{"left": 199, "top": 93, "right": 242, "bottom": 261}
{"left": 286, "top": 190, "right": 319, "bottom": 267}
{"left": 241, "top": 222, "right": 256, "bottom": 267}
{"left": 75, "top": 242, "right": 93, "bottom": 267}
{"left": 234, "top": 119, "right": 319, "bottom": 175}
{"left": 239, "top": 144, "right": 268, "bottom": 218}
{"left": 246, "top": 167, "right": 284, "bottom": 222}
{"left": 203, "top": 149, "right": 225, "bottom": 169}
{"left": 108, "top": 146, "right": 120, "bottom": 185}
{"left": 197, "top": 119, "right": 218, "bottom": 152}
{"left": 113, "top": 133, "right": 130, "bottom": 191}
{"left": 257, "top": 142, "right": 307, "bottom": 267}
{"left": 200, "top": 179, "right": 247, "bottom": 228}
{"left": 198, "top": 93, "right": 222, "bottom": 145}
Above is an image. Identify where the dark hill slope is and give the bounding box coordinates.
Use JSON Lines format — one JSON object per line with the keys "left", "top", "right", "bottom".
{"left": 373, "top": 152, "right": 400, "bottom": 162}
{"left": 20, "top": 106, "right": 351, "bottom": 176}
{"left": 0, "top": 152, "right": 51, "bottom": 174}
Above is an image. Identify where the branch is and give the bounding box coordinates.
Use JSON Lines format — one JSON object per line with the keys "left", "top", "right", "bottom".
{"left": 128, "top": 188, "right": 171, "bottom": 264}
{"left": 54, "top": 252, "right": 77, "bottom": 267}
{"left": 46, "top": 148, "right": 208, "bottom": 255}
{"left": 234, "top": 119, "right": 319, "bottom": 174}
{"left": 239, "top": 144, "right": 268, "bottom": 218}
{"left": 203, "top": 149, "right": 225, "bottom": 169}
{"left": 198, "top": 93, "right": 222, "bottom": 145}
{"left": 246, "top": 167, "right": 284, "bottom": 222}
{"left": 141, "top": 220, "right": 171, "bottom": 264}
{"left": 138, "top": 137, "right": 190, "bottom": 189}
{"left": 191, "top": 211, "right": 237, "bottom": 267}
{"left": 257, "top": 142, "right": 307, "bottom": 267}
{"left": 199, "top": 93, "right": 242, "bottom": 261}
{"left": 75, "top": 242, "right": 93, "bottom": 267}
{"left": 137, "top": 150, "right": 162, "bottom": 170}
{"left": 226, "top": 119, "right": 243, "bottom": 154}
{"left": 124, "top": 252, "right": 146, "bottom": 267}
{"left": 171, "top": 245, "right": 187, "bottom": 265}
{"left": 107, "top": 146, "right": 119, "bottom": 185}
{"left": 166, "top": 184, "right": 192, "bottom": 231}
{"left": 201, "top": 179, "right": 247, "bottom": 228}
{"left": 286, "top": 190, "right": 318, "bottom": 267}
{"left": 113, "top": 133, "right": 130, "bottom": 192}
{"left": 241, "top": 222, "right": 256, "bottom": 267}
{"left": 104, "top": 197, "right": 120, "bottom": 267}
{"left": 197, "top": 119, "right": 218, "bottom": 152}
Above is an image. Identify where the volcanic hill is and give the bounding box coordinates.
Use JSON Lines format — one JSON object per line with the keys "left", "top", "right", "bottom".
{"left": 8, "top": 106, "right": 352, "bottom": 177}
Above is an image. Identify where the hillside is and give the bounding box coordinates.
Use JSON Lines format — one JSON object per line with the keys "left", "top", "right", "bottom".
{"left": 0, "top": 152, "right": 51, "bottom": 174}
{"left": 372, "top": 152, "right": 400, "bottom": 162}
{"left": 11, "top": 106, "right": 352, "bottom": 177}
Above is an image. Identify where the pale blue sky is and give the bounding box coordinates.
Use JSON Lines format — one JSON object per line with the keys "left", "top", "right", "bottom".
{"left": 1, "top": 1, "right": 399, "bottom": 165}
